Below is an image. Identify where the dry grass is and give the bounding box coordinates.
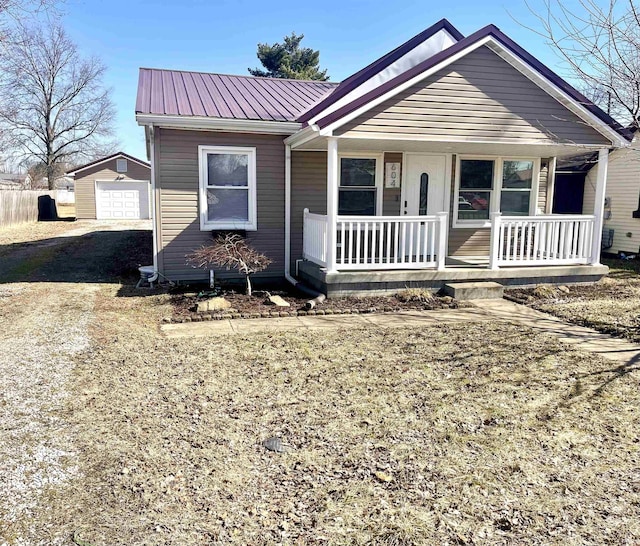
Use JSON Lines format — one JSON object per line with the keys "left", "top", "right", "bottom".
{"left": 507, "top": 258, "right": 640, "bottom": 342}
{"left": 19, "top": 287, "right": 640, "bottom": 545}
{"left": 0, "top": 219, "right": 77, "bottom": 248}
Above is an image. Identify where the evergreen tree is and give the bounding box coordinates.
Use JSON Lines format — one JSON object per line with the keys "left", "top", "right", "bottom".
{"left": 249, "top": 32, "right": 329, "bottom": 81}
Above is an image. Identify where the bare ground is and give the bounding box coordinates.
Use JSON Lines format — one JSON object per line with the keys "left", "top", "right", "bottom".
{"left": 1, "top": 226, "right": 640, "bottom": 545}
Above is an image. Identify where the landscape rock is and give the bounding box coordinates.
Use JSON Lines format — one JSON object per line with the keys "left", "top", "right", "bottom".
{"left": 266, "top": 295, "right": 290, "bottom": 307}
{"left": 196, "top": 297, "right": 232, "bottom": 313}
{"left": 558, "top": 285, "right": 570, "bottom": 293}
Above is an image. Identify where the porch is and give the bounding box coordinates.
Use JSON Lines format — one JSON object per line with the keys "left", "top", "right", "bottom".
{"left": 300, "top": 210, "right": 606, "bottom": 296}
{"left": 287, "top": 127, "right": 612, "bottom": 297}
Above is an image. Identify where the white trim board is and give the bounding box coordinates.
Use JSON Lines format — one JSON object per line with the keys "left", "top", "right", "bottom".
{"left": 198, "top": 145, "right": 258, "bottom": 231}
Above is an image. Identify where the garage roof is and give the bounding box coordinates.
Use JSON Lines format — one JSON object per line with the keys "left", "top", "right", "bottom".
{"left": 67, "top": 152, "right": 150, "bottom": 176}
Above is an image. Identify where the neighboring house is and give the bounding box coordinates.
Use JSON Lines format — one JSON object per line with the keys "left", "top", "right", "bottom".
{"left": 0, "top": 173, "right": 27, "bottom": 189}
{"left": 135, "top": 19, "right": 631, "bottom": 295}
{"left": 66, "top": 153, "right": 151, "bottom": 220}
{"left": 581, "top": 131, "right": 640, "bottom": 255}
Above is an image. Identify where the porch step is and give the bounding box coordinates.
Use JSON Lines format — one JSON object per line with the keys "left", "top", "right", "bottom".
{"left": 443, "top": 281, "right": 504, "bottom": 301}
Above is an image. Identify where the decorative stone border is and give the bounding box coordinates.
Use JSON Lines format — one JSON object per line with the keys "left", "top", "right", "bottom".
{"left": 162, "top": 304, "right": 458, "bottom": 324}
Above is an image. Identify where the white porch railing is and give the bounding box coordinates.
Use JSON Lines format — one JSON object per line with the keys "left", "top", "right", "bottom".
{"left": 489, "top": 213, "right": 595, "bottom": 268}
{"left": 302, "top": 209, "right": 328, "bottom": 267}
{"left": 303, "top": 209, "right": 448, "bottom": 271}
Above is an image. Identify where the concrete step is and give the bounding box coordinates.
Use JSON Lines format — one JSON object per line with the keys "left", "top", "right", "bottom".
{"left": 443, "top": 281, "right": 504, "bottom": 300}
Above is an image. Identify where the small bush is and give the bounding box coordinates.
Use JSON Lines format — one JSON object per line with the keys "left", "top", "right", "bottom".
{"left": 396, "top": 287, "right": 435, "bottom": 303}
{"left": 186, "top": 233, "right": 272, "bottom": 296}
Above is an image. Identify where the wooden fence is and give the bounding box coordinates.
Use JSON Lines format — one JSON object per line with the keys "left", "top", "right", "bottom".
{"left": 0, "top": 190, "right": 57, "bottom": 228}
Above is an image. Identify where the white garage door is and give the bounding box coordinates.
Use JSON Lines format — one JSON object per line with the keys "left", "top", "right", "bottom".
{"left": 96, "top": 181, "right": 150, "bottom": 220}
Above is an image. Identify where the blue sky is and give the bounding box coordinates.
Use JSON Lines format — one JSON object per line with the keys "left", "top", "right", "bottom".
{"left": 61, "top": 0, "right": 578, "bottom": 160}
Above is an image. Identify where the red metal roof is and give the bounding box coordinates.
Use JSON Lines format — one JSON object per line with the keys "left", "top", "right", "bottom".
{"left": 136, "top": 69, "right": 337, "bottom": 122}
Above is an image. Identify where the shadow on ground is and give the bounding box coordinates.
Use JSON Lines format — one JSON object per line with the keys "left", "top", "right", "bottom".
{"left": 0, "top": 230, "right": 152, "bottom": 286}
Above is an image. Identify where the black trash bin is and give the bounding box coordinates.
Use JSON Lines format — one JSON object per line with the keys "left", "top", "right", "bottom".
{"left": 37, "top": 194, "right": 58, "bottom": 221}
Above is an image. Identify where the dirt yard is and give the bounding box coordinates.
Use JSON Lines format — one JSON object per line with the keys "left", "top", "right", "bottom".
{"left": 1, "top": 227, "right": 640, "bottom": 545}
{"left": 507, "top": 257, "right": 640, "bottom": 343}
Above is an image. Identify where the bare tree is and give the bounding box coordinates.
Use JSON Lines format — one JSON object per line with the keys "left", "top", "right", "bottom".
{"left": 524, "top": 0, "right": 640, "bottom": 128}
{"left": 186, "top": 233, "right": 273, "bottom": 296}
{"left": 0, "top": 22, "right": 115, "bottom": 189}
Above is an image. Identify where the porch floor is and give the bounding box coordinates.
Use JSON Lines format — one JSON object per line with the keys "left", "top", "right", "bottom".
{"left": 298, "top": 259, "right": 608, "bottom": 298}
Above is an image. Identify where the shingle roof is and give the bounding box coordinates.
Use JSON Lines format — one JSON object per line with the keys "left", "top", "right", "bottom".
{"left": 66, "top": 152, "right": 150, "bottom": 176}
{"left": 135, "top": 69, "right": 337, "bottom": 122}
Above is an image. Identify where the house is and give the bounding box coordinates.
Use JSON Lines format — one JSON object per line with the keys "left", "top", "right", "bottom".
{"left": 135, "top": 19, "right": 631, "bottom": 296}
{"left": 0, "top": 172, "right": 27, "bottom": 189}
{"left": 66, "top": 152, "right": 151, "bottom": 220}
{"left": 580, "top": 130, "right": 640, "bottom": 255}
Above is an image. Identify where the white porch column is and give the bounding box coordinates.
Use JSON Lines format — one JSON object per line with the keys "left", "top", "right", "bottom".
{"left": 590, "top": 148, "right": 609, "bottom": 265}
{"left": 545, "top": 157, "right": 557, "bottom": 214}
{"left": 489, "top": 212, "right": 502, "bottom": 270}
{"left": 326, "top": 137, "right": 339, "bottom": 273}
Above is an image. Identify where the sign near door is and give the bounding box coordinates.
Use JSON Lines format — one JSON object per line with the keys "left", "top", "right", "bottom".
{"left": 385, "top": 162, "right": 401, "bottom": 188}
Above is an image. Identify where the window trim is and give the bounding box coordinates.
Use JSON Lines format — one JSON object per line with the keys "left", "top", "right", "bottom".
{"left": 453, "top": 155, "right": 540, "bottom": 228}
{"left": 198, "top": 145, "right": 257, "bottom": 231}
{"left": 116, "top": 158, "right": 128, "bottom": 173}
{"left": 337, "top": 152, "right": 384, "bottom": 216}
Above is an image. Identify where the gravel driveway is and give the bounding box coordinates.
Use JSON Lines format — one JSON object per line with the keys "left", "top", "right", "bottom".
{"left": 0, "top": 220, "right": 151, "bottom": 545}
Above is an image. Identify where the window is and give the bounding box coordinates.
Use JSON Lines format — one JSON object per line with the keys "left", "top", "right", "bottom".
{"left": 458, "top": 159, "right": 494, "bottom": 221}
{"left": 455, "top": 157, "right": 538, "bottom": 226}
{"left": 199, "top": 145, "right": 257, "bottom": 230}
{"left": 116, "top": 159, "right": 128, "bottom": 173}
{"left": 338, "top": 157, "right": 378, "bottom": 216}
{"left": 501, "top": 160, "right": 533, "bottom": 216}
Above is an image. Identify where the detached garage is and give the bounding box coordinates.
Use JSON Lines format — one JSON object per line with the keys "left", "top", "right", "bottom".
{"left": 67, "top": 152, "right": 151, "bottom": 220}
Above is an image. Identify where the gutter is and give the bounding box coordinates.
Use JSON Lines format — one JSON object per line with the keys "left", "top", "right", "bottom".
{"left": 136, "top": 114, "right": 301, "bottom": 135}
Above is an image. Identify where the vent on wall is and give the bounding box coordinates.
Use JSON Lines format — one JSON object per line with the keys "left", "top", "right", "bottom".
{"left": 116, "top": 159, "right": 128, "bottom": 173}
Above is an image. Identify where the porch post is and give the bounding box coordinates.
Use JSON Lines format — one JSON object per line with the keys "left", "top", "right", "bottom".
{"left": 489, "top": 212, "right": 502, "bottom": 270}
{"left": 590, "top": 148, "right": 609, "bottom": 265}
{"left": 326, "top": 137, "right": 339, "bottom": 273}
{"left": 545, "top": 157, "right": 557, "bottom": 214}
{"left": 436, "top": 212, "right": 448, "bottom": 271}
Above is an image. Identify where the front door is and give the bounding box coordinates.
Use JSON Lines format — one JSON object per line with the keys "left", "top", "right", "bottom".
{"left": 402, "top": 154, "right": 447, "bottom": 216}
{"left": 401, "top": 154, "right": 447, "bottom": 258}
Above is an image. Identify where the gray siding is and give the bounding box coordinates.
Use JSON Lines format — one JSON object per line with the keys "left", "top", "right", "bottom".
{"left": 75, "top": 159, "right": 150, "bottom": 219}
{"left": 157, "top": 129, "right": 285, "bottom": 282}
{"left": 538, "top": 161, "right": 549, "bottom": 212}
{"left": 336, "top": 46, "right": 611, "bottom": 146}
{"left": 291, "top": 151, "right": 327, "bottom": 272}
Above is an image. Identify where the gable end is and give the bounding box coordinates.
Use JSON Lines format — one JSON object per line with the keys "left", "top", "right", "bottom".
{"left": 334, "top": 46, "right": 611, "bottom": 145}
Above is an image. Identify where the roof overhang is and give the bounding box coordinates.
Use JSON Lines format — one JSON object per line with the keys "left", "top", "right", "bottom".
{"left": 136, "top": 114, "right": 301, "bottom": 135}
{"left": 308, "top": 30, "right": 629, "bottom": 149}
{"left": 67, "top": 152, "right": 150, "bottom": 176}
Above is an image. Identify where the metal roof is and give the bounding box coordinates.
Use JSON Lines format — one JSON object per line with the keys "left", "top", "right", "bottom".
{"left": 298, "top": 19, "right": 464, "bottom": 124}
{"left": 312, "top": 24, "right": 632, "bottom": 142}
{"left": 136, "top": 69, "right": 337, "bottom": 122}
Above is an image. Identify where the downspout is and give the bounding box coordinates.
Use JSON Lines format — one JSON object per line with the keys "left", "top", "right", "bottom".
{"left": 284, "top": 143, "right": 294, "bottom": 286}
{"left": 284, "top": 142, "right": 326, "bottom": 305}
{"left": 148, "top": 125, "right": 159, "bottom": 284}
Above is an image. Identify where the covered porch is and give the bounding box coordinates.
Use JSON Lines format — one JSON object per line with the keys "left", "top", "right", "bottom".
{"left": 289, "top": 135, "right": 610, "bottom": 296}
